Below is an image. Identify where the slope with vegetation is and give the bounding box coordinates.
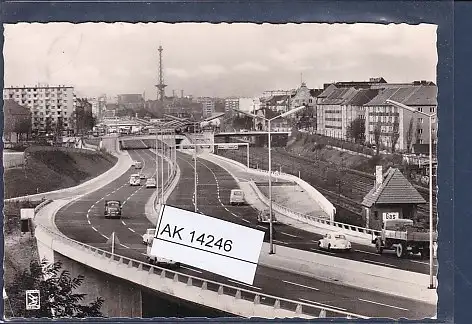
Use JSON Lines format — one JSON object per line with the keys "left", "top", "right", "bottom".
{"left": 4, "top": 146, "right": 117, "bottom": 199}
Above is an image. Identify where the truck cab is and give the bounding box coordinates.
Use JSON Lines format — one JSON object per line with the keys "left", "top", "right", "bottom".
{"left": 104, "top": 200, "right": 122, "bottom": 219}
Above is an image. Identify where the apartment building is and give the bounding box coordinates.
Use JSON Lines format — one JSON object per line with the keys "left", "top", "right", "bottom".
{"left": 3, "top": 85, "right": 76, "bottom": 135}
{"left": 364, "top": 85, "right": 437, "bottom": 152}
{"left": 224, "top": 97, "right": 239, "bottom": 114}
{"left": 196, "top": 97, "right": 215, "bottom": 118}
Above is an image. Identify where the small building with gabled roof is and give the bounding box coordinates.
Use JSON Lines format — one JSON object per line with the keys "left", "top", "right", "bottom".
{"left": 361, "top": 166, "right": 426, "bottom": 230}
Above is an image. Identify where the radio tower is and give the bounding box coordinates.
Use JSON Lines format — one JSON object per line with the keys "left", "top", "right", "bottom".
{"left": 155, "top": 45, "right": 167, "bottom": 102}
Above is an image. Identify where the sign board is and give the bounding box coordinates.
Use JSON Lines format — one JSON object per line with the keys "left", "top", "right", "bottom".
{"left": 20, "top": 208, "right": 35, "bottom": 220}
{"left": 217, "top": 144, "right": 239, "bottom": 150}
{"left": 150, "top": 205, "right": 264, "bottom": 285}
{"left": 383, "top": 212, "right": 399, "bottom": 221}
{"left": 26, "top": 290, "right": 40, "bottom": 310}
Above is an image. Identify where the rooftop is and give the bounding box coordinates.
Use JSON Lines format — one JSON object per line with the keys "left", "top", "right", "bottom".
{"left": 361, "top": 167, "right": 426, "bottom": 207}
{"left": 365, "top": 85, "right": 437, "bottom": 106}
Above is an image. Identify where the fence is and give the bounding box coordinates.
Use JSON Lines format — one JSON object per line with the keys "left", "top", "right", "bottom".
{"left": 34, "top": 223, "right": 366, "bottom": 319}
{"left": 248, "top": 181, "right": 380, "bottom": 239}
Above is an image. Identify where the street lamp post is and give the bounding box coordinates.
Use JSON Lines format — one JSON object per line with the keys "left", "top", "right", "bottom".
{"left": 194, "top": 145, "right": 198, "bottom": 212}
{"left": 232, "top": 106, "right": 306, "bottom": 254}
{"left": 386, "top": 99, "right": 436, "bottom": 289}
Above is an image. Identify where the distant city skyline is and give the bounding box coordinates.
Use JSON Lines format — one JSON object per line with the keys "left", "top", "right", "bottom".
{"left": 4, "top": 23, "right": 437, "bottom": 99}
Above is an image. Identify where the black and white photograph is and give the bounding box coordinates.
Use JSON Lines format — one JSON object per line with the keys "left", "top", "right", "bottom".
{"left": 3, "top": 22, "right": 438, "bottom": 320}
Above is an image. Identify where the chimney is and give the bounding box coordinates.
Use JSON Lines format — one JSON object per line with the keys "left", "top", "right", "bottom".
{"left": 375, "top": 165, "right": 383, "bottom": 189}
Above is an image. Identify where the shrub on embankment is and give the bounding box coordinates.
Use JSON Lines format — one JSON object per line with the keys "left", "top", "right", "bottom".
{"left": 3, "top": 146, "right": 117, "bottom": 199}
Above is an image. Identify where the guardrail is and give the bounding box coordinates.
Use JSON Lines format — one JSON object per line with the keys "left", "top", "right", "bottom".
{"left": 211, "top": 154, "right": 336, "bottom": 220}
{"left": 34, "top": 223, "right": 366, "bottom": 319}
{"left": 211, "top": 153, "right": 381, "bottom": 238}
{"left": 34, "top": 199, "right": 53, "bottom": 213}
{"left": 248, "top": 182, "right": 380, "bottom": 238}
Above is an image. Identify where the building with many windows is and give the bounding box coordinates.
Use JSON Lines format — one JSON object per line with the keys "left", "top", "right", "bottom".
{"left": 3, "top": 84, "right": 76, "bottom": 135}
{"left": 364, "top": 84, "right": 437, "bottom": 152}
{"left": 196, "top": 97, "right": 215, "bottom": 118}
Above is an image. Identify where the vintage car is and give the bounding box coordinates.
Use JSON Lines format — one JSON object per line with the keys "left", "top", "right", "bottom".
{"left": 318, "top": 232, "right": 351, "bottom": 252}
{"left": 142, "top": 228, "right": 156, "bottom": 244}
{"left": 257, "top": 209, "right": 278, "bottom": 224}
{"left": 104, "top": 200, "right": 122, "bottom": 219}
{"left": 146, "top": 177, "right": 157, "bottom": 188}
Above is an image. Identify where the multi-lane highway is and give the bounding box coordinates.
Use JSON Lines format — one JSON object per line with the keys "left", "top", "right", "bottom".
{"left": 55, "top": 140, "right": 435, "bottom": 318}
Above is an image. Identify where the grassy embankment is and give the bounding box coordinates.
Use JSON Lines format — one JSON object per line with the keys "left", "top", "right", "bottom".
{"left": 3, "top": 147, "right": 118, "bottom": 297}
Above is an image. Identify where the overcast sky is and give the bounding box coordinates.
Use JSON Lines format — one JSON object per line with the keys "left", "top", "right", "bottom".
{"left": 3, "top": 23, "right": 437, "bottom": 99}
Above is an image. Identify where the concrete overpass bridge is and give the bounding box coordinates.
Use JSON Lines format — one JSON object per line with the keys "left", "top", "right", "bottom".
{"left": 214, "top": 131, "right": 291, "bottom": 147}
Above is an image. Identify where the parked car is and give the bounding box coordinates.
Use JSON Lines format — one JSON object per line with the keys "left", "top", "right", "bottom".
{"left": 257, "top": 209, "right": 278, "bottom": 224}
{"left": 104, "top": 200, "right": 122, "bottom": 219}
{"left": 146, "top": 177, "right": 157, "bottom": 188}
{"left": 318, "top": 232, "right": 351, "bottom": 252}
{"left": 142, "top": 228, "right": 156, "bottom": 244}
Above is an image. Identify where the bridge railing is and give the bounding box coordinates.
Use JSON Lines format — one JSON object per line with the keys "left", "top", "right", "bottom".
{"left": 248, "top": 182, "right": 380, "bottom": 239}
{"left": 34, "top": 223, "right": 368, "bottom": 320}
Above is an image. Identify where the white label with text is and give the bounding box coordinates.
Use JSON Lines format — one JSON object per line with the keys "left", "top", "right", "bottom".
{"left": 150, "top": 205, "right": 264, "bottom": 284}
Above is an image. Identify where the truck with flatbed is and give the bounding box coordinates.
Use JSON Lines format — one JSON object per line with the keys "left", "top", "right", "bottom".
{"left": 372, "top": 218, "right": 437, "bottom": 258}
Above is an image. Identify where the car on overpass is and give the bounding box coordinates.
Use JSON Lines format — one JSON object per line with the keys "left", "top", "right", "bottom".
{"left": 318, "top": 232, "right": 351, "bottom": 252}
{"left": 142, "top": 228, "right": 156, "bottom": 244}
{"left": 129, "top": 174, "right": 141, "bottom": 186}
{"left": 229, "top": 189, "right": 245, "bottom": 205}
{"left": 104, "top": 200, "right": 122, "bottom": 219}
{"left": 145, "top": 177, "right": 157, "bottom": 188}
{"left": 257, "top": 209, "right": 278, "bottom": 224}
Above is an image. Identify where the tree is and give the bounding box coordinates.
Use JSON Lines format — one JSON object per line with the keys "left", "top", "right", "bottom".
{"left": 346, "top": 117, "right": 366, "bottom": 144}
{"left": 405, "top": 118, "right": 415, "bottom": 153}
{"left": 6, "top": 259, "right": 104, "bottom": 318}
{"left": 373, "top": 120, "right": 382, "bottom": 155}
{"left": 390, "top": 121, "right": 400, "bottom": 153}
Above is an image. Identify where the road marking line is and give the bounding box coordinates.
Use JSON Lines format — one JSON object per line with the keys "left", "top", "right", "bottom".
{"left": 281, "top": 232, "right": 298, "bottom": 238}
{"left": 120, "top": 244, "right": 130, "bottom": 249}
{"left": 121, "top": 221, "right": 127, "bottom": 226}
{"left": 228, "top": 279, "right": 262, "bottom": 290}
{"left": 256, "top": 225, "right": 267, "bottom": 229}
{"left": 410, "top": 260, "right": 429, "bottom": 265}
{"left": 283, "top": 280, "right": 319, "bottom": 291}
{"left": 355, "top": 249, "right": 379, "bottom": 256}
{"left": 358, "top": 298, "right": 409, "bottom": 311}
{"left": 311, "top": 248, "right": 336, "bottom": 255}
{"left": 241, "top": 218, "right": 250, "bottom": 223}
{"left": 299, "top": 298, "right": 346, "bottom": 311}
{"left": 101, "top": 234, "right": 108, "bottom": 239}
{"left": 128, "top": 228, "right": 136, "bottom": 233}
{"left": 92, "top": 226, "right": 98, "bottom": 232}
{"left": 273, "top": 240, "right": 287, "bottom": 245}
{"left": 181, "top": 266, "right": 202, "bottom": 274}
{"left": 362, "top": 259, "right": 397, "bottom": 268}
